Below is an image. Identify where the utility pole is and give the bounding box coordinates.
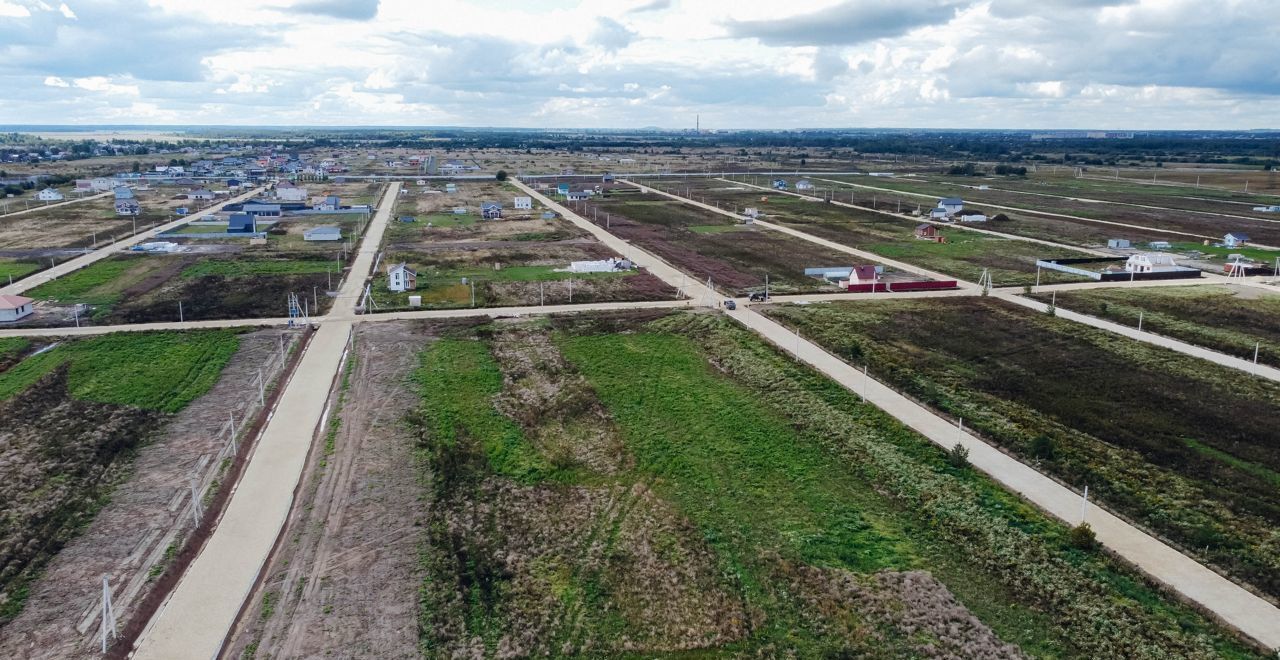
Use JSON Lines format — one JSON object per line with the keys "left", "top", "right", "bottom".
{"left": 1138, "top": 311, "right": 1143, "bottom": 332}
{"left": 1080, "top": 485, "right": 1089, "bottom": 524}
{"left": 100, "top": 575, "right": 117, "bottom": 654}
{"left": 1254, "top": 342, "right": 1261, "bottom": 364}
{"left": 178, "top": 301, "right": 184, "bottom": 323}
{"left": 257, "top": 369, "right": 265, "bottom": 405}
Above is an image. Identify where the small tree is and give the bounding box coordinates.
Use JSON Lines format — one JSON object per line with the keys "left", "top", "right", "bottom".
{"left": 1068, "top": 523, "right": 1099, "bottom": 551}
{"left": 495, "top": 170, "right": 508, "bottom": 181}
{"left": 946, "top": 442, "right": 970, "bottom": 469}
{"left": 1029, "top": 434, "right": 1055, "bottom": 460}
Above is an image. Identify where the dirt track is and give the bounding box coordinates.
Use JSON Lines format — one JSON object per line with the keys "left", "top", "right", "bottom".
{"left": 226, "top": 321, "right": 427, "bottom": 658}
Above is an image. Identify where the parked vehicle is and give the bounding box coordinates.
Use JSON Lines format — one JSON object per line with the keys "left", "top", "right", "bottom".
{"left": 724, "top": 300, "right": 737, "bottom": 310}
{"left": 749, "top": 292, "right": 768, "bottom": 302}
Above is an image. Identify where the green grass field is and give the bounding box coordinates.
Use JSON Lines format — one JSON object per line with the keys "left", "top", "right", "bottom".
{"left": 26, "top": 257, "right": 158, "bottom": 306}
{"left": 0, "top": 260, "right": 41, "bottom": 281}
{"left": 0, "top": 329, "right": 241, "bottom": 412}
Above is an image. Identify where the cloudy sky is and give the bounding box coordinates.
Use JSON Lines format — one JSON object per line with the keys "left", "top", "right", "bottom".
{"left": 2, "top": 0, "right": 1278, "bottom": 129}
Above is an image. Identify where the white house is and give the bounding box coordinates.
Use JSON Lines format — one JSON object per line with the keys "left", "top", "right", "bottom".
{"left": 1125, "top": 252, "right": 1181, "bottom": 273}
{"left": 0, "top": 295, "right": 34, "bottom": 322}
{"left": 928, "top": 207, "right": 949, "bottom": 220}
{"left": 743, "top": 207, "right": 760, "bottom": 219}
{"left": 37, "top": 188, "right": 63, "bottom": 202}
{"left": 937, "top": 197, "right": 964, "bottom": 215}
{"left": 513, "top": 196, "right": 532, "bottom": 210}
{"left": 445, "top": 183, "right": 457, "bottom": 193}
{"left": 187, "top": 189, "right": 215, "bottom": 201}
{"left": 795, "top": 179, "right": 814, "bottom": 190}
{"left": 1252, "top": 205, "right": 1280, "bottom": 213}
{"left": 387, "top": 262, "right": 417, "bottom": 292}
{"left": 1223, "top": 232, "right": 1250, "bottom": 248}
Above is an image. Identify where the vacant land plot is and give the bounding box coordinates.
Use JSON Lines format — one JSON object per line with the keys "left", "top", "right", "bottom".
{"left": 766, "top": 297, "right": 1280, "bottom": 600}
{"left": 25, "top": 252, "right": 338, "bottom": 324}
{"left": 373, "top": 241, "right": 671, "bottom": 309}
{"left": 1030, "top": 284, "right": 1280, "bottom": 366}
{"left": 387, "top": 181, "right": 585, "bottom": 248}
{"left": 814, "top": 174, "right": 1280, "bottom": 246}
{"left": 0, "top": 196, "right": 137, "bottom": 250}
{"left": 0, "top": 328, "right": 299, "bottom": 658}
{"left": 582, "top": 191, "right": 881, "bottom": 294}
{"left": 0, "top": 330, "right": 239, "bottom": 625}
{"left": 302, "top": 310, "right": 1264, "bottom": 658}
{"left": 639, "top": 182, "right": 1091, "bottom": 286}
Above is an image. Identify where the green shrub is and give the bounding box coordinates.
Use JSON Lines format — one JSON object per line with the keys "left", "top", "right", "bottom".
{"left": 1068, "top": 523, "right": 1099, "bottom": 551}
{"left": 1030, "top": 435, "right": 1056, "bottom": 460}
{"left": 946, "top": 442, "right": 970, "bottom": 469}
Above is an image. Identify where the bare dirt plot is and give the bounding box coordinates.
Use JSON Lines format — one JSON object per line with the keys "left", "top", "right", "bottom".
{"left": 0, "top": 197, "right": 136, "bottom": 250}
{"left": 0, "top": 329, "right": 299, "bottom": 659}
{"left": 577, "top": 192, "right": 866, "bottom": 295}
{"left": 226, "top": 320, "right": 431, "bottom": 660}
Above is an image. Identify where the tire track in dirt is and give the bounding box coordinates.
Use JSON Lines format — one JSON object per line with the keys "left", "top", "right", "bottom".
{"left": 225, "top": 321, "right": 428, "bottom": 659}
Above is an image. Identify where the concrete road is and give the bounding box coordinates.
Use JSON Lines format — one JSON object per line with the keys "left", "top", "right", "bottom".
{"left": 0, "top": 316, "right": 293, "bottom": 338}
{"left": 87, "top": 178, "right": 1280, "bottom": 653}
{"left": 331, "top": 182, "right": 401, "bottom": 318}
{"left": 512, "top": 179, "right": 715, "bottom": 302}
{"left": 0, "top": 190, "right": 113, "bottom": 219}
{"left": 0, "top": 187, "right": 266, "bottom": 297}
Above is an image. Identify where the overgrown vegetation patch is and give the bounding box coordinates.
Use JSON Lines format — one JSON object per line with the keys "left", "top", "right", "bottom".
{"left": 405, "top": 312, "right": 1261, "bottom": 657}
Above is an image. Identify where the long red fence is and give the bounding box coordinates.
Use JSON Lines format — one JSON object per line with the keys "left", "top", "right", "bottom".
{"left": 845, "top": 280, "right": 959, "bottom": 293}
